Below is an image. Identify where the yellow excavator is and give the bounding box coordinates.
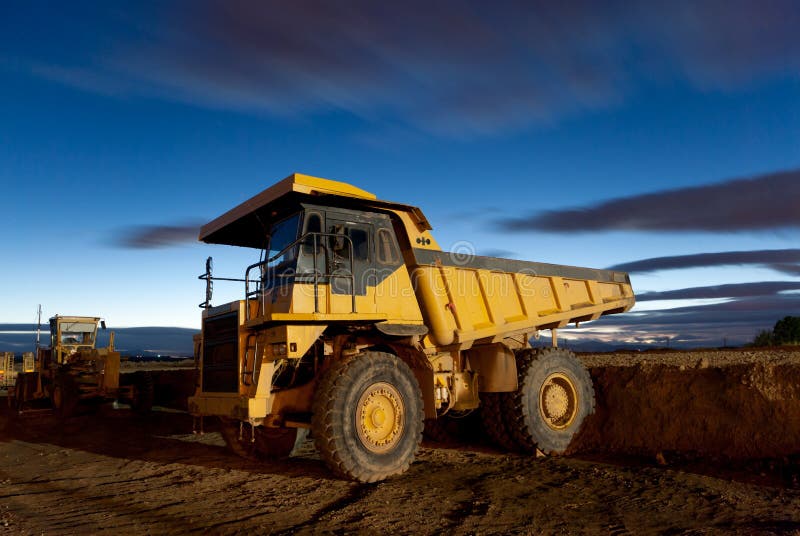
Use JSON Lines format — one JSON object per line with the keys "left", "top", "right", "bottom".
{"left": 14, "top": 315, "right": 153, "bottom": 416}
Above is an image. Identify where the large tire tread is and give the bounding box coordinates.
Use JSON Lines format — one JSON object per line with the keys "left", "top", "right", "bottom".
{"left": 504, "top": 349, "right": 538, "bottom": 453}
{"left": 503, "top": 348, "right": 595, "bottom": 455}
{"left": 480, "top": 392, "right": 521, "bottom": 452}
{"left": 312, "top": 351, "right": 424, "bottom": 483}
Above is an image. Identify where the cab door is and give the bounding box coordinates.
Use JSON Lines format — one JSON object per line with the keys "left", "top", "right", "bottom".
{"left": 326, "top": 218, "right": 373, "bottom": 298}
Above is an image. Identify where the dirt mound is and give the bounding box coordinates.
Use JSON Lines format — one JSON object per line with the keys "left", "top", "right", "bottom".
{"left": 136, "top": 351, "right": 800, "bottom": 462}
{"left": 571, "top": 351, "right": 800, "bottom": 461}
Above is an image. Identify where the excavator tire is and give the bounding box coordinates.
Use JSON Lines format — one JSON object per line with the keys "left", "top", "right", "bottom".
{"left": 312, "top": 351, "right": 423, "bottom": 483}
{"left": 51, "top": 373, "right": 79, "bottom": 418}
{"left": 504, "top": 348, "right": 595, "bottom": 454}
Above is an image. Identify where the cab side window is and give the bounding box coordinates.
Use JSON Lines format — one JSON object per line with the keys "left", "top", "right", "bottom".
{"left": 328, "top": 224, "right": 369, "bottom": 261}
{"left": 376, "top": 228, "right": 400, "bottom": 265}
{"left": 302, "top": 212, "right": 323, "bottom": 254}
{"left": 348, "top": 227, "right": 369, "bottom": 260}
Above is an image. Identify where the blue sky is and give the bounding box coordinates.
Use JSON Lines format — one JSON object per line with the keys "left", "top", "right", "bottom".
{"left": 1, "top": 1, "right": 799, "bottom": 347}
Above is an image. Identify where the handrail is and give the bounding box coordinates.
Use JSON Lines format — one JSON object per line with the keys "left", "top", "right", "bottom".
{"left": 244, "top": 231, "right": 357, "bottom": 321}
{"left": 198, "top": 256, "right": 260, "bottom": 309}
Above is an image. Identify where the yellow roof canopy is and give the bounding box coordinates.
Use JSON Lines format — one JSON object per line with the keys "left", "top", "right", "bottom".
{"left": 199, "top": 172, "right": 429, "bottom": 248}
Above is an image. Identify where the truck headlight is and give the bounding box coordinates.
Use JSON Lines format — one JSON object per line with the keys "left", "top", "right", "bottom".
{"left": 272, "top": 343, "right": 287, "bottom": 356}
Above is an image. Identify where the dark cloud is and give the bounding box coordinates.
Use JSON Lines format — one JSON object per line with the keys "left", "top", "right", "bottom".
{"left": 609, "top": 248, "right": 800, "bottom": 273}
{"left": 115, "top": 223, "right": 201, "bottom": 249}
{"left": 10, "top": 1, "right": 800, "bottom": 137}
{"left": 769, "top": 263, "right": 800, "bottom": 276}
{"left": 501, "top": 169, "right": 800, "bottom": 233}
{"left": 603, "top": 294, "right": 800, "bottom": 328}
{"left": 480, "top": 249, "right": 516, "bottom": 259}
{"left": 637, "top": 281, "right": 800, "bottom": 301}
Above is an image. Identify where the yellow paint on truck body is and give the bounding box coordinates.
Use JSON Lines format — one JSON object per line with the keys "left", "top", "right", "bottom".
{"left": 411, "top": 258, "right": 633, "bottom": 349}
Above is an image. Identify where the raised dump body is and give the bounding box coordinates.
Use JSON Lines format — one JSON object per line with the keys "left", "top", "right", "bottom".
{"left": 411, "top": 250, "right": 631, "bottom": 348}
{"left": 189, "top": 173, "right": 635, "bottom": 482}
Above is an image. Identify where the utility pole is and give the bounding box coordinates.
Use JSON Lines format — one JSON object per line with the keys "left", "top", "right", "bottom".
{"left": 35, "top": 304, "right": 42, "bottom": 355}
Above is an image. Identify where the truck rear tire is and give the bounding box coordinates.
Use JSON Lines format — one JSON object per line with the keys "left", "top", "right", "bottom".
{"left": 480, "top": 392, "right": 521, "bottom": 452}
{"left": 504, "top": 348, "right": 595, "bottom": 454}
{"left": 312, "top": 351, "right": 424, "bottom": 483}
{"left": 219, "top": 418, "right": 308, "bottom": 459}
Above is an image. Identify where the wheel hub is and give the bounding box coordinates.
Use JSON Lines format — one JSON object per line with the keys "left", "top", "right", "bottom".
{"left": 539, "top": 373, "right": 578, "bottom": 430}
{"left": 356, "top": 382, "right": 404, "bottom": 453}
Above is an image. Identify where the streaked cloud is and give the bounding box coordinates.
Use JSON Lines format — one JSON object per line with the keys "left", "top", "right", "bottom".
{"left": 480, "top": 249, "right": 516, "bottom": 259}
{"left": 769, "top": 263, "right": 800, "bottom": 276}
{"left": 608, "top": 248, "right": 800, "bottom": 273}
{"left": 500, "top": 169, "right": 800, "bottom": 233}
{"left": 7, "top": 1, "right": 800, "bottom": 138}
{"left": 572, "top": 293, "right": 800, "bottom": 348}
{"left": 637, "top": 281, "right": 800, "bottom": 301}
{"left": 115, "top": 223, "right": 201, "bottom": 249}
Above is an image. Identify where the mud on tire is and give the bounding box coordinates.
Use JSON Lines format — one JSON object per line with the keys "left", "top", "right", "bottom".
{"left": 312, "top": 351, "right": 424, "bottom": 483}
{"left": 480, "top": 392, "right": 521, "bottom": 452}
{"left": 504, "top": 348, "right": 595, "bottom": 454}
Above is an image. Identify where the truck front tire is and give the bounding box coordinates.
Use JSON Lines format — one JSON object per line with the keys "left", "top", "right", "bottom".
{"left": 312, "top": 351, "right": 424, "bottom": 483}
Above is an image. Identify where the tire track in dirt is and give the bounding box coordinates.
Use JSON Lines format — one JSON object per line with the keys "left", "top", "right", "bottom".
{"left": 264, "top": 483, "right": 375, "bottom": 535}
{"left": 440, "top": 474, "right": 492, "bottom": 533}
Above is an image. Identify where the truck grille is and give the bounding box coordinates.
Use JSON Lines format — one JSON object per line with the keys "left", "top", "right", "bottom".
{"left": 202, "top": 312, "right": 239, "bottom": 393}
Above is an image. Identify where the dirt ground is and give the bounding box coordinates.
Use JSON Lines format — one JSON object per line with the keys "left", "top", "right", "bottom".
{"left": 1, "top": 349, "right": 800, "bottom": 535}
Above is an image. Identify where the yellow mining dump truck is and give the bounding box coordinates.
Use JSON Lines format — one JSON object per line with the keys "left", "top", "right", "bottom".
{"left": 14, "top": 316, "right": 153, "bottom": 416}
{"left": 189, "top": 173, "right": 635, "bottom": 482}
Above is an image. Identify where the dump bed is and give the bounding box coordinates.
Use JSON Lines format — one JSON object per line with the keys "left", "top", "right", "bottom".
{"left": 410, "top": 249, "right": 634, "bottom": 348}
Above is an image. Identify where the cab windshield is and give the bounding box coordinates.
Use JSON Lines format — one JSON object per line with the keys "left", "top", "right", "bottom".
{"left": 266, "top": 214, "right": 301, "bottom": 268}
{"left": 58, "top": 322, "right": 97, "bottom": 346}
{"left": 61, "top": 330, "right": 95, "bottom": 345}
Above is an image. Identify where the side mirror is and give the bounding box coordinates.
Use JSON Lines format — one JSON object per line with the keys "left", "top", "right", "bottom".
{"left": 100, "top": 320, "right": 107, "bottom": 330}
